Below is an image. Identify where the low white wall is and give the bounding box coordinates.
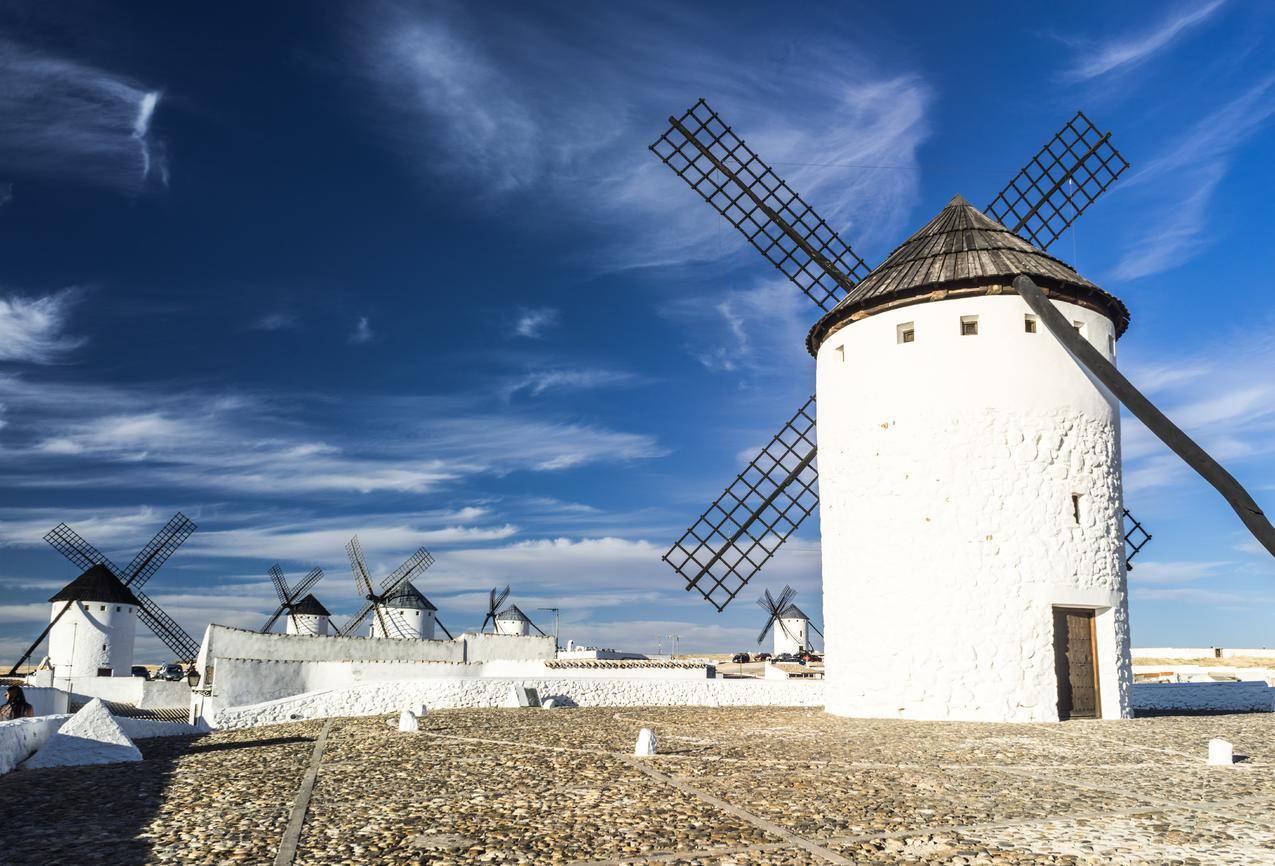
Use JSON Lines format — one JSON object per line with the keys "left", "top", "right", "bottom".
{"left": 211, "top": 677, "right": 825, "bottom": 729}
{"left": 0, "top": 715, "right": 69, "bottom": 774}
{"left": 1132, "top": 647, "right": 1220, "bottom": 659}
{"left": 1133, "top": 664, "right": 1275, "bottom": 684}
{"left": 1132, "top": 682, "right": 1273, "bottom": 713}
{"left": 463, "top": 632, "right": 557, "bottom": 662}
{"left": 1221, "top": 648, "right": 1275, "bottom": 659}
{"left": 54, "top": 676, "right": 190, "bottom": 709}
{"left": 209, "top": 657, "right": 486, "bottom": 709}
{"left": 22, "top": 687, "right": 70, "bottom": 716}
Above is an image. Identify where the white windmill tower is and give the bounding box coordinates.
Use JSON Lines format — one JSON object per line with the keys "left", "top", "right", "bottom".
{"left": 480, "top": 587, "right": 547, "bottom": 638}
{"left": 7, "top": 514, "right": 203, "bottom": 679}
{"left": 259, "top": 565, "right": 330, "bottom": 636}
{"left": 651, "top": 101, "right": 1274, "bottom": 723}
{"left": 757, "top": 586, "right": 820, "bottom": 656}
{"left": 340, "top": 537, "right": 453, "bottom": 641}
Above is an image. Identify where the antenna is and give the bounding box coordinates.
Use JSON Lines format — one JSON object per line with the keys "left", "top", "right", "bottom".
{"left": 537, "top": 607, "right": 560, "bottom": 649}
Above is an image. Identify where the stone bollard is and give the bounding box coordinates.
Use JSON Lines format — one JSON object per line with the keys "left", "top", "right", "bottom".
{"left": 398, "top": 710, "right": 420, "bottom": 732}
{"left": 541, "top": 698, "right": 558, "bottom": 709}
{"left": 634, "top": 728, "right": 657, "bottom": 757}
{"left": 1207, "top": 738, "right": 1233, "bottom": 766}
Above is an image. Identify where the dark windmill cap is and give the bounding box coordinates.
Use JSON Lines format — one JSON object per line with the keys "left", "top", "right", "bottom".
{"left": 777, "top": 603, "right": 809, "bottom": 621}
{"left": 49, "top": 563, "right": 140, "bottom": 606}
{"left": 290, "top": 593, "right": 330, "bottom": 617}
{"left": 807, "top": 195, "right": 1130, "bottom": 353}
{"left": 383, "top": 581, "right": 437, "bottom": 611}
{"left": 496, "top": 604, "right": 531, "bottom": 622}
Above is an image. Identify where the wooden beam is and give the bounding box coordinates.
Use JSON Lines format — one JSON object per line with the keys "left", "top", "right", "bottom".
{"left": 1013, "top": 275, "right": 1275, "bottom": 559}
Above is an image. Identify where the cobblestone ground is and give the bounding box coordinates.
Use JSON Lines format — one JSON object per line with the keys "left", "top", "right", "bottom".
{"left": 3, "top": 707, "right": 1274, "bottom": 864}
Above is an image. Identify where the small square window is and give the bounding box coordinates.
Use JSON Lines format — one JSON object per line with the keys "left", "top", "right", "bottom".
{"left": 116, "top": 606, "right": 121, "bottom": 612}
{"left": 1024, "top": 315, "right": 1037, "bottom": 333}
{"left": 960, "top": 315, "right": 978, "bottom": 336}
{"left": 100, "top": 605, "right": 106, "bottom": 611}
{"left": 897, "top": 322, "right": 915, "bottom": 344}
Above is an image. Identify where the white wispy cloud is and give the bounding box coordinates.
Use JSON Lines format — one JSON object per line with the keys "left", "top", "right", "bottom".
{"left": 0, "top": 38, "right": 165, "bottom": 190}
{"left": 1111, "top": 76, "right": 1275, "bottom": 281}
{"left": 250, "top": 312, "right": 300, "bottom": 332}
{"left": 351, "top": 2, "right": 931, "bottom": 270}
{"left": 0, "top": 288, "right": 85, "bottom": 363}
{"left": 511, "top": 307, "right": 559, "bottom": 340}
{"left": 348, "top": 316, "right": 374, "bottom": 344}
{"left": 1060, "top": 1, "right": 1226, "bottom": 82}
{"left": 502, "top": 367, "right": 645, "bottom": 399}
{"left": 0, "top": 374, "right": 665, "bottom": 494}
{"left": 1128, "top": 560, "right": 1233, "bottom": 585}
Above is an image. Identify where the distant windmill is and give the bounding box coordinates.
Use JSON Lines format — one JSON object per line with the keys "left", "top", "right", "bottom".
{"left": 8, "top": 513, "right": 202, "bottom": 676}
{"left": 260, "top": 564, "right": 326, "bottom": 635}
{"left": 480, "top": 585, "right": 511, "bottom": 632}
{"left": 340, "top": 536, "right": 450, "bottom": 640}
{"left": 494, "top": 602, "right": 547, "bottom": 638}
{"left": 756, "top": 586, "right": 821, "bottom": 656}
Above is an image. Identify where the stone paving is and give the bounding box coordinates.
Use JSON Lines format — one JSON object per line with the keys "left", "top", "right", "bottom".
{"left": 2, "top": 707, "right": 1274, "bottom": 864}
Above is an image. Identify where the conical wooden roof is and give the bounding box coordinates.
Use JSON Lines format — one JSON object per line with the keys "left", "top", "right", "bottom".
{"left": 808, "top": 195, "right": 1129, "bottom": 351}
{"left": 383, "top": 581, "right": 437, "bottom": 611}
{"left": 49, "top": 564, "right": 140, "bottom": 606}
{"left": 290, "top": 593, "right": 330, "bottom": 617}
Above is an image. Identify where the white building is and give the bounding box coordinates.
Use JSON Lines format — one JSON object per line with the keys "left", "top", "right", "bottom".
{"left": 772, "top": 604, "right": 811, "bottom": 657}
{"left": 494, "top": 605, "right": 533, "bottom": 637}
{"left": 368, "top": 581, "right": 438, "bottom": 640}
{"left": 46, "top": 564, "right": 139, "bottom": 678}
{"left": 285, "top": 594, "right": 331, "bottom": 636}
{"left": 806, "top": 196, "right": 1133, "bottom": 723}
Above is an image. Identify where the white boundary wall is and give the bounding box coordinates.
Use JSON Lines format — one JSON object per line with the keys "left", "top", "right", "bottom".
{"left": 1134, "top": 647, "right": 1275, "bottom": 660}
{"left": 0, "top": 713, "right": 206, "bottom": 775}
{"left": 211, "top": 677, "right": 825, "bottom": 728}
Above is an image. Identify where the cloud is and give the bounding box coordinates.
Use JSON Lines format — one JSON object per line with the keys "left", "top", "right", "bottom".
{"left": 0, "top": 38, "right": 165, "bottom": 190}
{"left": 350, "top": 2, "right": 931, "bottom": 270}
{"left": 1128, "top": 560, "right": 1233, "bottom": 585}
{"left": 502, "top": 367, "right": 644, "bottom": 399}
{"left": 348, "top": 316, "right": 374, "bottom": 345}
{"left": 250, "top": 313, "right": 299, "bottom": 332}
{"left": 1060, "top": 1, "right": 1225, "bottom": 81}
{"left": 0, "top": 374, "right": 666, "bottom": 495}
{"left": 1111, "top": 77, "right": 1275, "bottom": 281}
{"left": 511, "top": 307, "right": 559, "bottom": 340}
{"left": 0, "top": 288, "right": 85, "bottom": 363}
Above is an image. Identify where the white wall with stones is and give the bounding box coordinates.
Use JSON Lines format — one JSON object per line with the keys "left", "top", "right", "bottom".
{"left": 210, "top": 677, "right": 826, "bottom": 729}
{"left": 816, "top": 294, "right": 1132, "bottom": 723}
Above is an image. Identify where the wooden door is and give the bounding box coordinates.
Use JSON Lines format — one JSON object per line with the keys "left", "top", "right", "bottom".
{"left": 1053, "top": 608, "right": 1100, "bottom": 720}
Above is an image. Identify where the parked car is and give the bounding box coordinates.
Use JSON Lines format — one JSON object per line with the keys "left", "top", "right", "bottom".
{"left": 130, "top": 666, "right": 150, "bottom": 679}
{"left": 753, "top": 652, "right": 771, "bottom": 662}
{"left": 731, "top": 652, "right": 750, "bottom": 664}
{"left": 159, "top": 663, "right": 186, "bottom": 682}
{"left": 799, "top": 651, "right": 822, "bottom": 663}
{"left": 773, "top": 653, "right": 798, "bottom": 663}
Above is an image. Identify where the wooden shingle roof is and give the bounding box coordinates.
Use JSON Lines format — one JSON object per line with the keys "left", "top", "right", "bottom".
{"left": 383, "top": 581, "right": 437, "bottom": 612}
{"left": 290, "top": 593, "right": 330, "bottom": 617}
{"left": 49, "top": 564, "right": 140, "bottom": 606}
{"left": 807, "top": 195, "right": 1129, "bottom": 352}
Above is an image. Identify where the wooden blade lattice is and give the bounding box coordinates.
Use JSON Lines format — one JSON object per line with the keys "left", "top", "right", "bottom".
{"left": 650, "top": 99, "right": 870, "bottom": 312}
{"left": 986, "top": 111, "right": 1130, "bottom": 252}
{"left": 662, "top": 397, "right": 819, "bottom": 611}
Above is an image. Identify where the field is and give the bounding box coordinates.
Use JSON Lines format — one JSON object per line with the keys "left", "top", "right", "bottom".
{"left": 3, "top": 706, "right": 1274, "bottom": 864}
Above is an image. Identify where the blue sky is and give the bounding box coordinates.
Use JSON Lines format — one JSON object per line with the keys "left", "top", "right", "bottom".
{"left": 1, "top": 0, "right": 1273, "bottom": 662}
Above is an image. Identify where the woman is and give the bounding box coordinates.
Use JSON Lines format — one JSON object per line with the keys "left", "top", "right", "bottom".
{"left": 0, "top": 684, "right": 35, "bottom": 720}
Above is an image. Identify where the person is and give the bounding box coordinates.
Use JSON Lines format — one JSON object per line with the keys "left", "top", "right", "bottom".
{"left": 0, "top": 685, "right": 35, "bottom": 720}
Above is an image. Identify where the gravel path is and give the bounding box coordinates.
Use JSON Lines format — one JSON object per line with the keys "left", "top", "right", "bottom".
{"left": 2, "top": 707, "right": 1273, "bottom": 864}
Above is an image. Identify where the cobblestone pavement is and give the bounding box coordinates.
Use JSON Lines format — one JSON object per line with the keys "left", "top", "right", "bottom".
{"left": 2, "top": 707, "right": 1274, "bottom": 864}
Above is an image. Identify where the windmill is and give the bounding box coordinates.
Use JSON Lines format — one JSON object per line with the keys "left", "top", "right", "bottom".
{"left": 480, "top": 585, "right": 511, "bottom": 632}
{"left": 340, "top": 536, "right": 451, "bottom": 639}
{"left": 650, "top": 100, "right": 1274, "bottom": 722}
{"left": 259, "top": 564, "right": 325, "bottom": 634}
{"left": 757, "top": 585, "right": 821, "bottom": 657}
{"left": 7, "top": 512, "right": 202, "bottom": 675}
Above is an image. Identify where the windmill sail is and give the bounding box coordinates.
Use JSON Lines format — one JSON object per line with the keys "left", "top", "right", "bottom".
{"left": 662, "top": 397, "right": 818, "bottom": 611}
{"left": 650, "top": 99, "right": 870, "bottom": 312}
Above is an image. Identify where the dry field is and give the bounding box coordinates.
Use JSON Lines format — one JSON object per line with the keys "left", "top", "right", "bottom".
{"left": 3, "top": 706, "right": 1274, "bottom": 864}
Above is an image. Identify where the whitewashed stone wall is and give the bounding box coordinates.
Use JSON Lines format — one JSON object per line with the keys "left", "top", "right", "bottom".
{"left": 0, "top": 713, "right": 206, "bottom": 775}
{"left": 211, "top": 677, "right": 825, "bottom": 729}
{"left": 816, "top": 295, "right": 1132, "bottom": 723}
